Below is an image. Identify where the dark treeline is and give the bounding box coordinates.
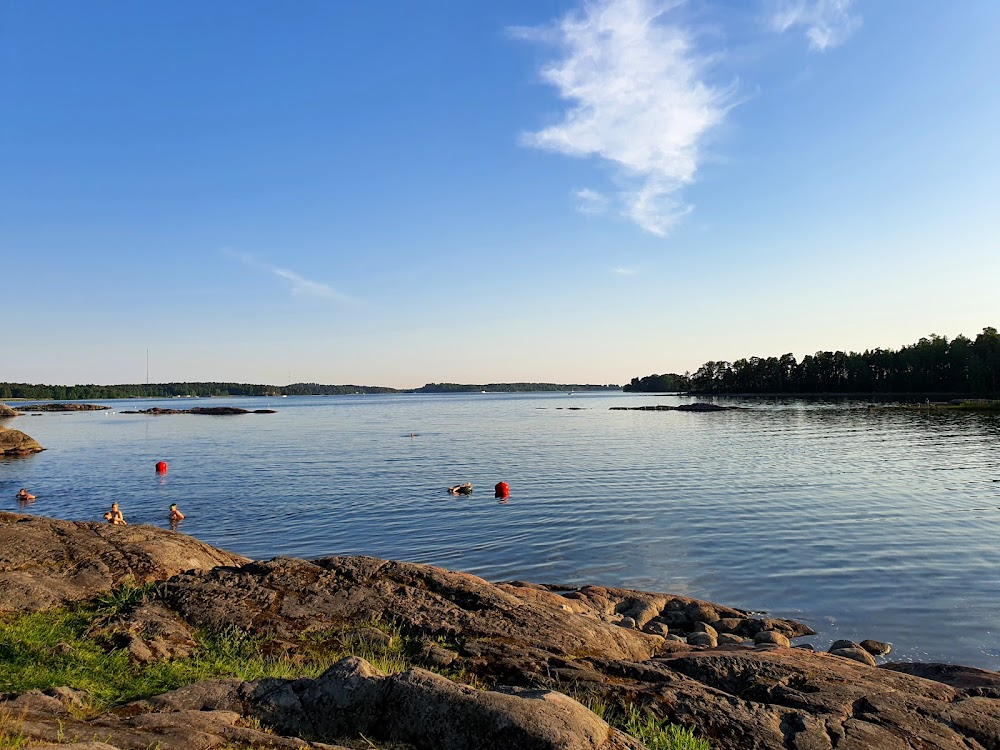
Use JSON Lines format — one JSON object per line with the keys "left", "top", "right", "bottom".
{"left": 0, "top": 381, "right": 619, "bottom": 400}
{"left": 283, "top": 383, "right": 399, "bottom": 395}
{"left": 0, "top": 382, "right": 396, "bottom": 400}
{"left": 413, "top": 383, "right": 619, "bottom": 393}
{"left": 0, "top": 382, "right": 276, "bottom": 400}
{"left": 621, "top": 373, "right": 690, "bottom": 393}
{"left": 625, "top": 327, "right": 1000, "bottom": 396}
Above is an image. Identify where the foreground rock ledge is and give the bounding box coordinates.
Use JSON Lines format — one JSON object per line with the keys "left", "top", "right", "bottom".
{"left": 2, "top": 512, "right": 999, "bottom": 750}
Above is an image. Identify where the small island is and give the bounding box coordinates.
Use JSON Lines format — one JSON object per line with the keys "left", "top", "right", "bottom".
{"left": 120, "top": 406, "right": 277, "bottom": 415}
{"left": 15, "top": 403, "right": 109, "bottom": 412}
{"left": 610, "top": 403, "right": 739, "bottom": 412}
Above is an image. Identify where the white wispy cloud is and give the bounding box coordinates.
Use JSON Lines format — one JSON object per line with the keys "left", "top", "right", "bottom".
{"left": 513, "top": 0, "right": 733, "bottom": 237}
{"left": 769, "top": 0, "right": 861, "bottom": 51}
{"left": 574, "top": 187, "right": 611, "bottom": 214}
{"left": 223, "top": 248, "right": 348, "bottom": 302}
{"left": 612, "top": 266, "right": 638, "bottom": 275}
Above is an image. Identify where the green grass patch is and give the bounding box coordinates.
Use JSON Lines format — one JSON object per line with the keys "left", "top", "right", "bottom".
{"left": 578, "top": 694, "right": 710, "bottom": 750}
{"left": 0, "top": 595, "right": 413, "bottom": 715}
{"left": 619, "top": 704, "right": 710, "bottom": 750}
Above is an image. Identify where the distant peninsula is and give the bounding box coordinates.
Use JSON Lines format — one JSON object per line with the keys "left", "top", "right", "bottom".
{"left": 625, "top": 326, "right": 999, "bottom": 397}
{"left": 0, "top": 381, "right": 620, "bottom": 401}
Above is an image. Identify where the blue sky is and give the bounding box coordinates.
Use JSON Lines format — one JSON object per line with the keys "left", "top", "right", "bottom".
{"left": 3, "top": 0, "right": 998, "bottom": 388}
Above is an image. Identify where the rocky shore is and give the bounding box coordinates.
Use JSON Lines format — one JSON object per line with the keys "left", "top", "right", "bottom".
{"left": 1, "top": 511, "right": 998, "bottom": 749}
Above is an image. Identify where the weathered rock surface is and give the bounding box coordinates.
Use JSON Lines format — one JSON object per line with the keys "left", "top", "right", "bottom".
{"left": 160, "top": 556, "right": 671, "bottom": 663}
{"left": 860, "top": 637, "right": 892, "bottom": 655}
{"left": 0, "top": 403, "right": 21, "bottom": 417}
{"left": 15, "top": 402, "right": 109, "bottom": 411}
{"left": 253, "top": 656, "right": 642, "bottom": 750}
{"left": 0, "top": 512, "right": 249, "bottom": 611}
{"left": 0, "top": 687, "right": 349, "bottom": 750}
{"left": 2, "top": 515, "right": 1000, "bottom": 750}
{"left": 0, "top": 426, "right": 44, "bottom": 454}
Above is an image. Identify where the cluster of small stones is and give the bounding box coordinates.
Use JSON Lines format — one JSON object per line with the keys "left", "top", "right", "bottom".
{"left": 597, "top": 596, "right": 893, "bottom": 664}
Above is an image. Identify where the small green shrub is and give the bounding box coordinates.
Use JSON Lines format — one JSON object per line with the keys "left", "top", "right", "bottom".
{"left": 619, "top": 704, "right": 710, "bottom": 750}
{"left": 574, "top": 694, "right": 709, "bottom": 750}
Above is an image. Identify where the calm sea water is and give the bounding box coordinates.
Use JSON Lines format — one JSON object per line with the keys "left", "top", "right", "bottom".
{"left": 3, "top": 393, "right": 1000, "bottom": 670}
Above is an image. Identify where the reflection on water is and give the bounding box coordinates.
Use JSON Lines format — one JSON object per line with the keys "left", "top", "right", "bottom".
{"left": 2, "top": 393, "right": 999, "bottom": 669}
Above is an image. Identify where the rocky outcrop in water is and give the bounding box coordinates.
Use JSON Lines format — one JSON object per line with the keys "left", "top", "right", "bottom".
{"left": 120, "top": 406, "right": 277, "bottom": 415}
{"left": 15, "top": 403, "right": 110, "bottom": 411}
{"left": 0, "top": 426, "right": 44, "bottom": 454}
{"left": 0, "top": 403, "right": 21, "bottom": 417}
{"left": 609, "top": 403, "right": 739, "bottom": 412}
{"left": 1, "top": 512, "right": 999, "bottom": 750}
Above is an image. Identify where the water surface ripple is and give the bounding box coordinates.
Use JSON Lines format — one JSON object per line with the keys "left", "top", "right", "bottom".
{"left": 3, "top": 393, "right": 999, "bottom": 668}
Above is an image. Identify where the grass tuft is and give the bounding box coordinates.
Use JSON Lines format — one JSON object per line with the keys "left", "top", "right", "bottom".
{"left": 576, "top": 694, "right": 710, "bottom": 750}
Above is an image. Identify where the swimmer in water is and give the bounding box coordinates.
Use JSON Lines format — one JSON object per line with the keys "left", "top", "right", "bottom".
{"left": 447, "top": 482, "right": 473, "bottom": 496}
{"left": 168, "top": 503, "right": 185, "bottom": 522}
{"left": 17, "top": 488, "right": 35, "bottom": 501}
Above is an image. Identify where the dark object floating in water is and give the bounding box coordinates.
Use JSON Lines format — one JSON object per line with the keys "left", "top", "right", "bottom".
{"left": 16, "top": 403, "right": 109, "bottom": 412}
{"left": 120, "top": 407, "right": 276, "bottom": 416}
{"left": 610, "top": 402, "right": 739, "bottom": 412}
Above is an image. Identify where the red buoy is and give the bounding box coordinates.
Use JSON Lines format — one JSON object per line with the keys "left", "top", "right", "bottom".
{"left": 494, "top": 481, "right": 509, "bottom": 499}
{"left": 155, "top": 461, "right": 168, "bottom": 474}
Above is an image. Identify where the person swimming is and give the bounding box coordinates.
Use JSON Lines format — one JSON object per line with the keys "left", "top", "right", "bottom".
{"left": 168, "top": 503, "right": 185, "bottom": 522}
{"left": 447, "top": 482, "right": 473, "bottom": 496}
{"left": 16, "top": 488, "right": 35, "bottom": 501}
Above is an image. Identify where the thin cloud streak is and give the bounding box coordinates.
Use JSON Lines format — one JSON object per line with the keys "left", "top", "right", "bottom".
{"left": 612, "top": 266, "right": 638, "bottom": 275}
{"left": 223, "top": 248, "right": 349, "bottom": 302}
{"left": 574, "top": 187, "right": 610, "bottom": 215}
{"left": 515, "top": 0, "right": 733, "bottom": 237}
{"left": 769, "top": 0, "right": 861, "bottom": 51}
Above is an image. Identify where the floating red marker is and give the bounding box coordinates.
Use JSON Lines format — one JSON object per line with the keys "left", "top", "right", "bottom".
{"left": 494, "top": 481, "right": 509, "bottom": 499}
{"left": 155, "top": 461, "right": 168, "bottom": 474}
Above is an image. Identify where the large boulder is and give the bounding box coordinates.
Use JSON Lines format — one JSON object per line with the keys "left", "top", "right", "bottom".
{"left": 252, "top": 656, "right": 642, "bottom": 750}
{"left": 0, "top": 426, "right": 43, "bottom": 454}
{"left": 0, "top": 512, "right": 249, "bottom": 612}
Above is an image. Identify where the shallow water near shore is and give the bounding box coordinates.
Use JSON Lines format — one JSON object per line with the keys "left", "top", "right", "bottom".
{"left": 3, "top": 392, "right": 1000, "bottom": 669}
